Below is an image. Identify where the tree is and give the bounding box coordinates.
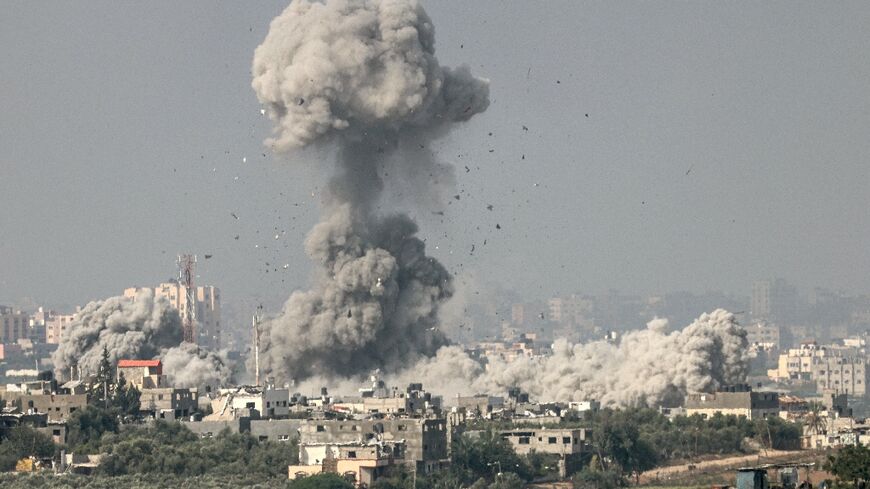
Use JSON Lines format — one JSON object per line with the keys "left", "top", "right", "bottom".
{"left": 489, "top": 472, "right": 525, "bottom": 489}
{"left": 593, "top": 411, "right": 659, "bottom": 484}
{"left": 572, "top": 467, "right": 625, "bottom": 489}
{"left": 112, "top": 371, "right": 141, "bottom": 416}
{"left": 66, "top": 405, "right": 120, "bottom": 452}
{"left": 289, "top": 473, "right": 354, "bottom": 489}
{"left": 805, "top": 402, "right": 827, "bottom": 435}
{"left": 753, "top": 416, "right": 801, "bottom": 450}
{"left": 371, "top": 465, "right": 414, "bottom": 489}
{"left": 449, "top": 430, "right": 532, "bottom": 483}
{"left": 0, "top": 425, "right": 55, "bottom": 471}
{"left": 92, "top": 346, "right": 114, "bottom": 407}
{"left": 824, "top": 444, "right": 870, "bottom": 487}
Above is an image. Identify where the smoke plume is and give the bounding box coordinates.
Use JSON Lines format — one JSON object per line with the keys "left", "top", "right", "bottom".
{"left": 52, "top": 289, "right": 233, "bottom": 387}
{"left": 161, "top": 342, "right": 234, "bottom": 389}
{"left": 252, "top": 0, "right": 489, "bottom": 381}
{"left": 393, "top": 309, "right": 750, "bottom": 407}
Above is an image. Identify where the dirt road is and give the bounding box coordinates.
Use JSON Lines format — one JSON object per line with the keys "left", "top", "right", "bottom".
{"left": 639, "top": 449, "right": 812, "bottom": 484}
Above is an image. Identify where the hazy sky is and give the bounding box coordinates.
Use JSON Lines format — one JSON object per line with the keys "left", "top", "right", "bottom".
{"left": 2, "top": 1, "right": 870, "bottom": 313}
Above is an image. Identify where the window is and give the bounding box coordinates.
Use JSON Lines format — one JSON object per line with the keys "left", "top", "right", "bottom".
{"left": 562, "top": 437, "right": 571, "bottom": 444}
{"left": 398, "top": 424, "right": 407, "bottom": 431}
{"left": 518, "top": 437, "right": 530, "bottom": 445}
{"left": 548, "top": 437, "right": 557, "bottom": 444}
{"left": 348, "top": 451, "right": 357, "bottom": 459}
{"left": 279, "top": 435, "right": 290, "bottom": 441}
{"left": 317, "top": 425, "right": 325, "bottom": 432}
{"left": 259, "top": 436, "right": 268, "bottom": 442}
{"left": 158, "top": 394, "right": 164, "bottom": 401}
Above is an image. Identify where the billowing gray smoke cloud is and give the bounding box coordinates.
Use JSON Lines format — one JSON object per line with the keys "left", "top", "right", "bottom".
{"left": 393, "top": 309, "right": 750, "bottom": 407}
{"left": 52, "top": 290, "right": 233, "bottom": 387}
{"left": 252, "top": 0, "right": 489, "bottom": 381}
{"left": 162, "top": 342, "right": 234, "bottom": 389}
{"left": 252, "top": 0, "right": 489, "bottom": 152}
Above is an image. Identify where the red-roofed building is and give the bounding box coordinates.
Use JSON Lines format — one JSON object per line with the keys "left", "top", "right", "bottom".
{"left": 117, "top": 359, "right": 164, "bottom": 389}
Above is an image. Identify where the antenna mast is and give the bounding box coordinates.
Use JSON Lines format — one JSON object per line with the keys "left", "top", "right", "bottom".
{"left": 177, "top": 254, "right": 197, "bottom": 344}
{"left": 253, "top": 304, "right": 263, "bottom": 386}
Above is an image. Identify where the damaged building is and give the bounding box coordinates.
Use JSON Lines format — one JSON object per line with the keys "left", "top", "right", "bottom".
{"left": 298, "top": 418, "right": 449, "bottom": 475}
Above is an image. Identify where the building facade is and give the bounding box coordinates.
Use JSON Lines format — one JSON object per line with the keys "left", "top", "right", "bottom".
{"left": 684, "top": 386, "right": 780, "bottom": 420}
{"left": 0, "top": 306, "right": 29, "bottom": 345}
{"left": 298, "top": 418, "right": 448, "bottom": 474}
{"left": 44, "top": 312, "right": 77, "bottom": 344}
{"left": 811, "top": 356, "right": 868, "bottom": 396}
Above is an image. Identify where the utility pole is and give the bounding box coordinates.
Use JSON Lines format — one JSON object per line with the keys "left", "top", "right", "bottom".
{"left": 253, "top": 304, "right": 263, "bottom": 386}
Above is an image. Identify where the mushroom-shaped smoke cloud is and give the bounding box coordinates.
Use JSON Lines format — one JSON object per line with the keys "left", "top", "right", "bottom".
{"left": 252, "top": 0, "right": 489, "bottom": 382}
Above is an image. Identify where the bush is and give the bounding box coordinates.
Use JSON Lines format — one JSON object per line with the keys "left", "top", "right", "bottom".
{"left": 0, "top": 425, "right": 56, "bottom": 471}
{"left": 289, "top": 473, "right": 354, "bottom": 489}
{"left": 97, "top": 421, "right": 297, "bottom": 478}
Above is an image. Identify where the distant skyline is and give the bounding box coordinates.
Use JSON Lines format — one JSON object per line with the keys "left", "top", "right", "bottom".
{"left": 3, "top": 1, "right": 870, "bottom": 313}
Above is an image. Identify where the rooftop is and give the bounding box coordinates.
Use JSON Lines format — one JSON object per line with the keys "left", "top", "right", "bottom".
{"left": 118, "top": 359, "right": 161, "bottom": 368}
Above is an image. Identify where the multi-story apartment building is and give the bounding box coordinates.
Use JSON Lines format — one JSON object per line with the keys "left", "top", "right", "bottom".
{"left": 44, "top": 311, "right": 78, "bottom": 344}
{"left": 811, "top": 356, "right": 868, "bottom": 396}
{"left": 0, "top": 306, "right": 29, "bottom": 344}
{"left": 769, "top": 342, "right": 857, "bottom": 381}
{"left": 752, "top": 279, "right": 798, "bottom": 324}
{"left": 124, "top": 282, "right": 221, "bottom": 349}
{"left": 746, "top": 321, "right": 781, "bottom": 349}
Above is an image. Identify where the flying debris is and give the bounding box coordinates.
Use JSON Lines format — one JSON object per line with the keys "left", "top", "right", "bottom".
{"left": 486, "top": 204, "right": 493, "bottom": 211}
{"left": 231, "top": 212, "right": 239, "bottom": 220}
{"left": 251, "top": 0, "right": 489, "bottom": 380}
{"left": 204, "top": 254, "right": 213, "bottom": 259}
{"left": 496, "top": 223, "right": 501, "bottom": 229}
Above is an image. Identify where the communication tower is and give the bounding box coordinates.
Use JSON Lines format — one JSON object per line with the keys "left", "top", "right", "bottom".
{"left": 177, "top": 254, "right": 197, "bottom": 343}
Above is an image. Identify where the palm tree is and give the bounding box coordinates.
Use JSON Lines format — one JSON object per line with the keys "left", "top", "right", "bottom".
{"left": 805, "top": 402, "right": 827, "bottom": 436}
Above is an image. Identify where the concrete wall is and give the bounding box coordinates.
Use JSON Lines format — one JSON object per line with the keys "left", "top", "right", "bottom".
{"left": 250, "top": 418, "right": 302, "bottom": 442}
{"left": 140, "top": 388, "right": 197, "bottom": 417}
{"left": 16, "top": 394, "right": 87, "bottom": 422}
{"left": 182, "top": 418, "right": 250, "bottom": 437}
{"left": 500, "top": 428, "right": 589, "bottom": 456}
